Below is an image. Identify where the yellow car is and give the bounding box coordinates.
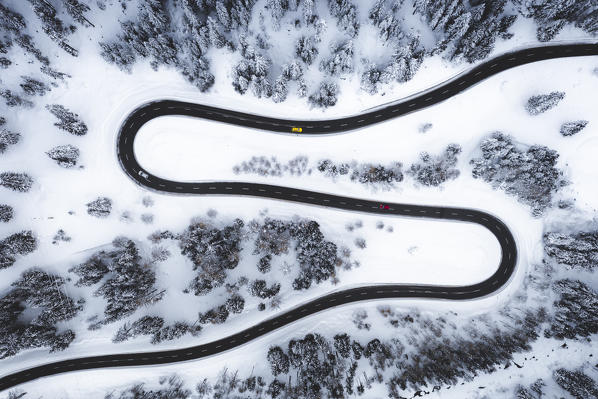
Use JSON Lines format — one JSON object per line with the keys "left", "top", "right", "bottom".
{"left": 291, "top": 127, "right": 303, "bottom": 133}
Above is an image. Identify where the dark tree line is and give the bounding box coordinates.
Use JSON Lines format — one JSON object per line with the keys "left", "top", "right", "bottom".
{"left": 0, "top": 268, "right": 82, "bottom": 359}
{"left": 513, "top": 0, "right": 598, "bottom": 41}
{"left": 544, "top": 230, "right": 598, "bottom": 271}
{"left": 261, "top": 306, "right": 547, "bottom": 399}
{"left": 544, "top": 279, "right": 598, "bottom": 340}
{"left": 414, "top": 0, "right": 517, "bottom": 62}
{"left": 69, "top": 237, "right": 164, "bottom": 326}
{"left": 93, "top": 0, "right": 595, "bottom": 108}
{"left": 553, "top": 368, "right": 598, "bottom": 399}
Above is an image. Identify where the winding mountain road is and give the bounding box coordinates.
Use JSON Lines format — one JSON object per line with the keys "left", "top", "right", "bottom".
{"left": 1, "top": 41, "right": 596, "bottom": 392}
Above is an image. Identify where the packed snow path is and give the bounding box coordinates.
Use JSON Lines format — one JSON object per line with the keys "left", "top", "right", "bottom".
{"left": 1, "top": 41, "right": 597, "bottom": 392}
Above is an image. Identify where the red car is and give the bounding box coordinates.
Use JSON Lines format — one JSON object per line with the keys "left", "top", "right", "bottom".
{"left": 379, "top": 204, "right": 389, "bottom": 210}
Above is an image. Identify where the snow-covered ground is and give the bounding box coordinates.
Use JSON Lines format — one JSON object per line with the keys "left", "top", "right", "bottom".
{"left": 6, "top": 53, "right": 598, "bottom": 389}
{"left": 10, "top": 300, "right": 598, "bottom": 399}
{"left": 134, "top": 56, "right": 598, "bottom": 217}
{"left": 1, "top": 1, "right": 597, "bottom": 396}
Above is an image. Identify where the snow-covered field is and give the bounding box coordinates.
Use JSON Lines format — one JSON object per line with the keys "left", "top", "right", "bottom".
{"left": 1, "top": 1, "right": 597, "bottom": 396}
{"left": 4, "top": 53, "right": 597, "bottom": 395}
{"left": 134, "top": 56, "right": 598, "bottom": 216}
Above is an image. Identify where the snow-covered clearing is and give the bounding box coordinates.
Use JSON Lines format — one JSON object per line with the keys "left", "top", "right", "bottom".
{"left": 135, "top": 55, "right": 598, "bottom": 217}
{"left": 1, "top": 2, "right": 597, "bottom": 394}
{"left": 3, "top": 44, "right": 597, "bottom": 381}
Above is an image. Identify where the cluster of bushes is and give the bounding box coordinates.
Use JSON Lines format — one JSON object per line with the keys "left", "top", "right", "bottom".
{"left": 408, "top": 144, "right": 462, "bottom": 187}
{"left": 471, "top": 132, "right": 564, "bottom": 215}
{"left": 317, "top": 159, "right": 404, "bottom": 187}
{"left": 113, "top": 316, "right": 201, "bottom": 345}
{"left": 252, "top": 218, "right": 342, "bottom": 291}
{"left": 233, "top": 155, "right": 310, "bottom": 177}
{"left": 179, "top": 218, "right": 245, "bottom": 296}
{"left": 69, "top": 237, "right": 164, "bottom": 327}
{"left": 235, "top": 146, "right": 464, "bottom": 190}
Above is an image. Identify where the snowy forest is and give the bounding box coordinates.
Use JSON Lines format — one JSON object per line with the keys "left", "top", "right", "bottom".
{"left": 0, "top": 0, "right": 597, "bottom": 398}
{"left": 0, "top": 0, "right": 596, "bottom": 109}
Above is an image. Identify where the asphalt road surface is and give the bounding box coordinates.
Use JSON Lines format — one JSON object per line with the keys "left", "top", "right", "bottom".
{"left": 1, "top": 41, "right": 596, "bottom": 392}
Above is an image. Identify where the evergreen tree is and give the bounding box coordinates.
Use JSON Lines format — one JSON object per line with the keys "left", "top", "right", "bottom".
{"left": 0, "top": 204, "right": 13, "bottom": 223}
{"left": 0, "top": 231, "right": 37, "bottom": 269}
{"left": 0, "top": 268, "right": 81, "bottom": 358}
{"left": 328, "top": 0, "right": 360, "bottom": 37}
{"left": 19, "top": 76, "right": 51, "bottom": 96}
{"left": 272, "top": 76, "right": 288, "bottom": 103}
{"left": 560, "top": 120, "right": 588, "bottom": 136}
{"left": 225, "top": 294, "right": 245, "bottom": 314}
{"left": 46, "top": 144, "right": 80, "bottom": 168}
{"left": 267, "top": 346, "right": 290, "bottom": 376}
{"left": 99, "top": 41, "right": 136, "bottom": 72}
{"left": 525, "top": 91, "right": 565, "bottom": 115}
{"left": 544, "top": 230, "right": 598, "bottom": 270}
{"left": 46, "top": 104, "right": 88, "bottom": 135}
{"left": 0, "top": 172, "right": 33, "bottom": 192}
{"left": 513, "top": 0, "right": 598, "bottom": 41}
{"left": 545, "top": 279, "right": 598, "bottom": 340}
{"left": 470, "top": 132, "right": 563, "bottom": 214}
{"left": 62, "top": 0, "right": 93, "bottom": 27}
{"left": 408, "top": 143, "right": 462, "bottom": 187}
{"left": 0, "top": 129, "right": 20, "bottom": 154}
{"left": 0, "top": 90, "right": 34, "bottom": 108}
{"left": 0, "top": 57, "right": 11, "bottom": 69}
{"left": 267, "top": 0, "right": 288, "bottom": 28}
{"left": 295, "top": 35, "right": 319, "bottom": 64}
{"left": 553, "top": 368, "right": 598, "bottom": 399}
{"left": 71, "top": 237, "right": 164, "bottom": 325}
{"left": 320, "top": 40, "right": 354, "bottom": 76}
{"left": 308, "top": 81, "right": 338, "bottom": 108}
{"left": 86, "top": 197, "right": 112, "bottom": 218}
